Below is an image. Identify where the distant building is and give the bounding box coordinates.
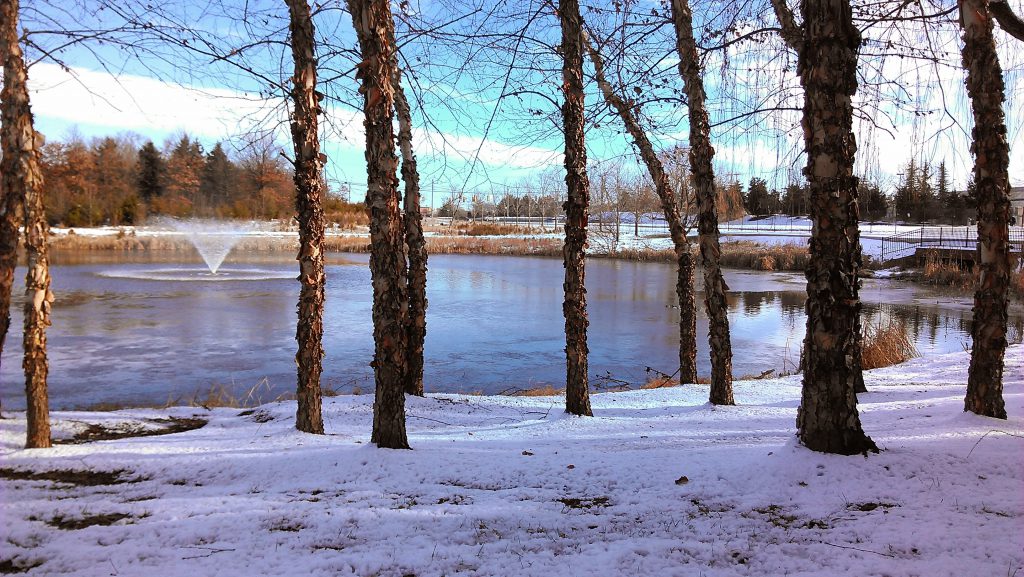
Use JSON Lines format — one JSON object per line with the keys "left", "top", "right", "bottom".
{"left": 1011, "top": 186, "right": 1023, "bottom": 226}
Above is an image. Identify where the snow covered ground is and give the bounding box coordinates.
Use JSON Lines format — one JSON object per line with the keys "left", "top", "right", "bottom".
{"left": 2, "top": 346, "right": 1021, "bottom": 577}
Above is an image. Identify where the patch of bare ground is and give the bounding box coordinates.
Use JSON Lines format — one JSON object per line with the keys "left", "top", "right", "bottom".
{"left": 0, "top": 559, "right": 44, "bottom": 574}
{"left": 55, "top": 416, "right": 207, "bottom": 444}
{"left": 0, "top": 468, "right": 143, "bottom": 486}
{"left": 558, "top": 496, "right": 610, "bottom": 510}
{"left": 44, "top": 512, "right": 137, "bottom": 530}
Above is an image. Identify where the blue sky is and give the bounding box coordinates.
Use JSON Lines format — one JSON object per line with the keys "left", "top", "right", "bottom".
{"left": 20, "top": 0, "right": 1024, "bottom": 207}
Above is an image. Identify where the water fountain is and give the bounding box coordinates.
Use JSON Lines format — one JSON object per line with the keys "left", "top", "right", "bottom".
{"left": 97, "top": 218, "right": 293, "bottom": 282}
{"left": 161, "top": 217, "right": 254, "bottom": 274}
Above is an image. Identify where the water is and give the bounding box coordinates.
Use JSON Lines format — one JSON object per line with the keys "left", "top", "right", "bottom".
{"left": 155, "top": 217, "right": 258, "bottom": 274}
{"left": 1, "top": 252, "right": 1017, "bottom": 410}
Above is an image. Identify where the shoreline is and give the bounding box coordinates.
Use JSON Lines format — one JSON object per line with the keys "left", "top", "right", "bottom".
{"left": 46, "top": 226, "right": 827, "bottom": 273}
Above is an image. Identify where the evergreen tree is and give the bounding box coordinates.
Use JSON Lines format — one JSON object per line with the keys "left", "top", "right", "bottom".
{"left": 165, "top": 135, "right": 204, "bottom": 211}
{"left": 200, "top": 142, "right": 235, "bottom": 210}
{"left": 935, "top": 161, "right": 967, "bottom": 225}
{"left": 745, "top": 177, "right": 770, "bottom": 216}
{"left": 859, "top": 180, "right": 887, "bottom": 221}
{"left": 136, "top": 141, "right": 165, "bottom": 202}
{"left": 916, "top": 163, "right": 935, "bottom": 222}
{"left": 781, "top": 182, "right": 807, "bottom": 215}
{"left": 893, "top": 160, "right": 917, "bottom": 222}
{"left": 91, "top": 137, "right": 136, "bottom": 225}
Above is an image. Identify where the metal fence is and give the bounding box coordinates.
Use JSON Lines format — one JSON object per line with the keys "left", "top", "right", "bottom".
{"left": 880, "top": 226, "right": 1024, "bottom": 262}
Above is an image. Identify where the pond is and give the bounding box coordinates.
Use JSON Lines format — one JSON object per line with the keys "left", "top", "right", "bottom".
{"left": 1, "top": 252, "right": 1018, "bottom": 410}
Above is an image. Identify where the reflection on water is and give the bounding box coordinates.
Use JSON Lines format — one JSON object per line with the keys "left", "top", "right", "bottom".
{"left": 1, "top": 252, "right": 1018, "bottom": 410}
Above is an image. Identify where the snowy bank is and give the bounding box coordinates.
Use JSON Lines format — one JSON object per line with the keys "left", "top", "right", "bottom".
{"left": 1, "top": 346, "right": 1021, "bottom": 576}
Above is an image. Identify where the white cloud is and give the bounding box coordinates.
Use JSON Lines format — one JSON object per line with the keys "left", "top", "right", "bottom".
{"left": 26, "top": 63, "right": 561, "bottom": 189}
{"left": 28, "top": 63, "right": 287, "bottom": 140}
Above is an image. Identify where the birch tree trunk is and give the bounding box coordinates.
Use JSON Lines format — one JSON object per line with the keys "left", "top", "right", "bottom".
{"left": 0, "top": 0, "right": 27, "bottom": 417}
{"left": 348, "top": 0, "right": 411, "bottom": 448}
{"left": 584, "top": 33, "right": 697, "bottom": 384}
{"left": 284, "top": 0, "right": 326, "bottom": 435}
{"left": 392, "top": 66, "right": 428, "bottom": 398}
{"left": 558, "top": 0, "right": 593, "bottom": 416}
{"left": 793, "top": 0, "right": 876, "bottom": 454}
{"left": 2, "top": 0, "right": 51, "bottom": 447}
{"left": 961, "top": 0, "right": 1010, "bottom": 419}
{"left": 669, "top": 0, "right": 734, "bottom": 403}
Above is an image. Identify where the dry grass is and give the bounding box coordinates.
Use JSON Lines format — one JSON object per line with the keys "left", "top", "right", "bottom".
{"left": 919, "top": 252, "right": 1024, "bottom": 299}
{"left": 640, "top": 377, "right": 680, "bottom": 389}
{"left": 861, "top": 320, "right": 918, "bottom": 370}
{"left": 426, "top": 236, "right": 562, "bottom": 256}
{"left": 719, "top": 241, "right": 809, "bottom": 272}
{"left": 920, "top": 252, "right": 976, "bottom": 289}
{"left": 599, "top": 246, "right": 677, "bottom": 262}
{"left": 166, "top": 379, "right": 276, "bottom": 409}
{"left": 500, "top": 384, "right": 564, "bottom": 397}
{"left": 460, "top": 223, "right": 528, "bottom": 236}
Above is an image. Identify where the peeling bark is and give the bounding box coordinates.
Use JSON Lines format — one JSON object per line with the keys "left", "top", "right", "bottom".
{"left": 348, "top": 0, "right": 411, "bottom": 448}
{"left": 284, "top": 0, "right": 325, "bottom": 435}
{"left": 772, "top": 0, "right": 865, "bottom": 398}
{"left": 583, "top": 32, "right": 697, "bottom": 383}
{"left": 669, "top": 0, "right": 734, "bottom": 404}
{"left": 0, "top": 0, "right": 26, "bottom": 417}
{"left": 961, "top": 0, "right": 1010, "bottom": 419}
{"left": 2, "top": 0, "right": 51, "bottom": 447}
{"left": 392, "top": 66, "right": 428, "bottom": 398}
{"left": 558, "top": 0, "right": 593, "bottom": 417}
{"left": 793, "top": 0, "right": 876, "bottom": 454}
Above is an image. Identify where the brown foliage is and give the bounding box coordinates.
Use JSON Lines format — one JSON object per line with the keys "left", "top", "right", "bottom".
{"left": 720, "top": 241, "right": 809, "bottom": 271}
{"left": 861, "top": 321, "right": 918, "bottom": 370}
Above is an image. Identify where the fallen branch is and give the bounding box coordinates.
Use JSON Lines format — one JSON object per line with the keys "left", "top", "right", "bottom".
{"left": 182, "top": 546, "right": 236, "bottom": 560}
{"left": 965, "top": 429, "right": 1024, "bottom": 460}
{"left": 820, "top": 541, "right": 895, "bottom": 558}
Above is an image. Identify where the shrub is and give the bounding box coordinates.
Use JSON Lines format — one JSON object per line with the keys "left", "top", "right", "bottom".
{"left": 861, "top": 321, "right": 918, "bottom": 370}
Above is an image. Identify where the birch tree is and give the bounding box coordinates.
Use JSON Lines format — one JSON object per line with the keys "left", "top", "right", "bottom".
{"left": 669, "top": 0, "right": 734, "bottom": 405}
{"left": 558, "top": 0, "right": 593, "bottom": 417}
{"left": 960, "top": 0, "right": 1012, "bottom": 419}
{"left": 283, "top": 0, "right": 326, "bottom": 434}
{"left": 392, "top": 67, "right": 428, "bottom": 398}
{"left": 771, "top": 0, "right": 876, "bottom": 454}
{"left": 1, "top": 0, "right": 52, "bottom": 447}
{"left": 583, "top": 29, "right": 698, "bottom": 384}
{"left": 348, "top": 0, "right": 412, "bottom": 447}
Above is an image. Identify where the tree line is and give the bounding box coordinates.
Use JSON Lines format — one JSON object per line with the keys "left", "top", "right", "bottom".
{"left": 39, "top": 133, "right": 364, "bottom": 227}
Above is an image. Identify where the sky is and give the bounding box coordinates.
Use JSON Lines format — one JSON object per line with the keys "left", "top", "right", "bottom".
{"left": 19, "top": 0, "right": 1024, "bottom": 208}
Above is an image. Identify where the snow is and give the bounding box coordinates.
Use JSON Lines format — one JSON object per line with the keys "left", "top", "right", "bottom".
{"left": 2, "top": 346, "right": 1022, "bottom": 576}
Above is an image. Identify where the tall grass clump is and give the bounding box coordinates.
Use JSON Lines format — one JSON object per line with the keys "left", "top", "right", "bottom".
{"left": 719, "top": 241, "right": 809, "bottom": 271}
{"left": 920, "top": 251, "right": 976, "bottom": 289}
{"left": 861, "top": 320, "right": 918, "bottom": 370}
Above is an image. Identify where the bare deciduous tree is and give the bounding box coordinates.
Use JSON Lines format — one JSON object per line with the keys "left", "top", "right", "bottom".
{"left": 284, "top": 0, "right": 326, "bottom": 435}
{"left": 961, "top": 0, "right": 1011, "bottom": 420}
{"left": 669, "top": 0, "right": 734, "bottom": 404}
{"left": 2, "top": 0, "right": 52, "bottom": 447}
{"left": 559, "top": 0, "right": 593, "bottom": 417}
{"left": 583, "top": 29, "right": 697, "bottom": 384}
{"left": 348, "top": 0, "right": 411, "bottom": 447}
{"left": 772, "top": 0, "right": 876, "bottom": 454}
